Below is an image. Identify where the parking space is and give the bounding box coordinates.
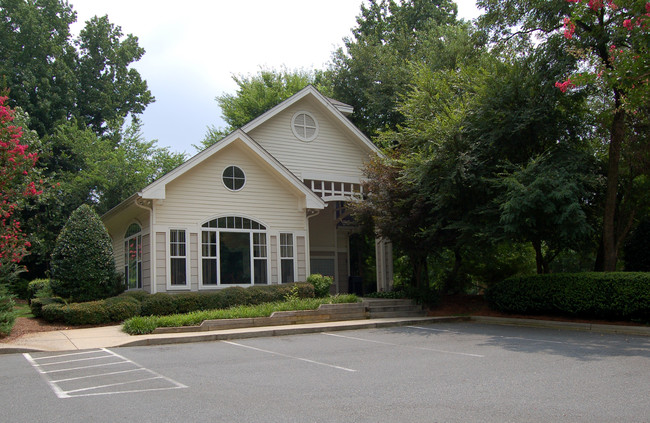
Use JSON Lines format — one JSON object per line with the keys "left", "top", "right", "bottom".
{"left": 23, "top": 348, "right": 187, "bottom": 398}
{"left": 3, "top": 323, "right": 649, "bottom": 422}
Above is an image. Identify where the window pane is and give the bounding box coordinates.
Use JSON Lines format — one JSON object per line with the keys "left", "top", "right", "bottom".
{"left": 171, "top": 258, "right": 186, "bottom": 285}
{"left": 220, "top": 232, "right": 251, "bottom": 284}
{"left": 281, "top": 259, "right": 294, "bottom": 283}
{"left": 202, "top": 258, "right": 217, "bottom": 285}
{"left": 254, "top": 259, "right": 268, "bottom": 284}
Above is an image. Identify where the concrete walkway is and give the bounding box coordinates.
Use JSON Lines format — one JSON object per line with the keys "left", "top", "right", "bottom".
{"left": 1, "top": 315, "right": 649, "bottom": 355}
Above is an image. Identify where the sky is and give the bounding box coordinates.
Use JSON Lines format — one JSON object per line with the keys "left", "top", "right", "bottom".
{"left": 68, "top": 0, "right": 482, "bottom": 155}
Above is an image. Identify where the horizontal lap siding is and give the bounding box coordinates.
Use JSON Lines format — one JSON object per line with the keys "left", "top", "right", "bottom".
{"left": 154, "top": 142, "right": 306, "bottom": 232}
{"left": 142, "top": 234, "right": 151, "bottom": 292}
{"left": 247, "top": 100, "right": 370, "bottom": 181}
{"left": 156, "top": 232, "right": 166, "bottom": 293}
{"left": 297, "top": 236, "right": 306, "bottom": 281}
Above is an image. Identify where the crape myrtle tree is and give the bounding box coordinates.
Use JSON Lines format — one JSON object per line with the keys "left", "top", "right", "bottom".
{"left": 478, "top": 0, "right": 650, "bottom": 270}
{"left": 0, "top": 96, "right": 41, "bottom": 284}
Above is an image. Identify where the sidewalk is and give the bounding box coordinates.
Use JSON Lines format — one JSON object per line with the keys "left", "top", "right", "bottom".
{"left": 1, "top": 315, "right": 648, "bottom": 355}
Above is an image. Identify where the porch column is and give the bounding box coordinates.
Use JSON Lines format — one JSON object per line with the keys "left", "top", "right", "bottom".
{"left": 375, "top": 237, "right": 393, "bottom": 292}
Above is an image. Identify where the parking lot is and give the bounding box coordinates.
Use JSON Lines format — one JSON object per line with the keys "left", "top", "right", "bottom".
{"left": 2, "top": 322, "right": 649, "bottom": 422}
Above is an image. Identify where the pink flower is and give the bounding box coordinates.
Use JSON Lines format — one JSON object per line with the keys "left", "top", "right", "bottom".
{"left": 564, "top": 18, "right": 576, "bottom": 38}
{"left": 555, "top": 78, "right": 575, "bottom": 93}
{"left": 624, "top": 19, "right": 633, "bottom": 30}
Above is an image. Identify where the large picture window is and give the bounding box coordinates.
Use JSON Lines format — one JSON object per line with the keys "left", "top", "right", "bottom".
{"left": 170, "top": 229, "right": 187, "bottom": 286}
{"left": 124, "top": 223, "right": 142, "bottom": 290}
{"left": 201, "top": 216, "right": 267, "bottom": 287}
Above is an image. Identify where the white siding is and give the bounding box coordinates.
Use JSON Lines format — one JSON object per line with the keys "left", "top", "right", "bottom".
{"left": 142, "top": 233, "right": 151, "bottom": 292}
{"left": 247, "top": 98, "right": 371, "bottom": 182}
{"left": 155, "top": 232, "right": 166, "bottom": 293}
{"left": 154, "top": 142, "right": 307, "bottom": 232}
{"left": 270, "top": 235, "right": 278, "bottom": 284}
{"left": 297, "top": 235, "right": 306, "bottom": 281}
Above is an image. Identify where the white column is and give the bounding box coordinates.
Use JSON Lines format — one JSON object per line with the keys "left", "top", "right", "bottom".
{"left": 375, "top": 237, "right": 394, "bottom": 292}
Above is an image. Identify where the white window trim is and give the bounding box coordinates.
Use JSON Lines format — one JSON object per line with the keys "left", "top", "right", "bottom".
{"left": 279, "top": 233, "right": 296, "bottom": 284}
{"left": 124, "top": 222, "right": 143, "bottom": 291}
{"left": 167, "top": 228, "right": 190, "bottom": 291}
{"left": 221, "top": 165, "right": 246, "bottom": 192}
{"left": 291, "top": 111, "right": 319, "bottom": 142}
{"left": 198, "top": 221, "right": 270, "bottom": 289}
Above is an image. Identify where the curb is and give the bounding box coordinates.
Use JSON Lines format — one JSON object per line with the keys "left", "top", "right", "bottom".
{"left": 119, "top": 316, "right": 471, "bottom": 348}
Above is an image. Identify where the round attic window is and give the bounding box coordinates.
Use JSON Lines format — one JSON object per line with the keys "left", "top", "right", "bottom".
{"left": 222, "top": 165, "right": 246, "bottom": 191}
{"left": 291, "top": 111, "right": 319, "bottom": 142}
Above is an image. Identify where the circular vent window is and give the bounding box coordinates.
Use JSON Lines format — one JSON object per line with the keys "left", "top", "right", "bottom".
{"left": 222, "top": 165, "right": 246, "bottom": 191}
{"left": 291, "top": 111, "right": 319, "bottom": 142}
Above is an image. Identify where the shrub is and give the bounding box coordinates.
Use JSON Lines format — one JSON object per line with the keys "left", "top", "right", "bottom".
{"left": 140, "top": 293, "right": 177, "bottom": 316}
{"left": 247, "top": 285, "right": 284, "bottom": 305}
{"left": 173, "top": 292, "right": 203, "bottom": 314}
{"left": 307, "top": 274, "right": 332, "bottom": 298}
{"left": 41, "top": 303, "right": 65, "bottom": 322}
{"left": 119, "top": 290, "right": 150, "bottom": 303}
{"left": 27, "top": 279, "right": 53, "bottom": 300}
{"left": 486, "top": 272, "right": 650, "bottom": 322}
{"left": 30, "top": 297, "right": 65, "bottom": 318}
{"left": 104, "top": 296, "right": 141, "bottom": 321}
{"left": 0, "top": 286, "right": 16, "bottom": 336}
{"left": 50, "top": 204, "right": 117, "bottom": 302}
{"left": 219, "top": 286, "right": 251, "bottom": 308}
{"left": 63, "top": 301, "right": 111, "bottom": 325}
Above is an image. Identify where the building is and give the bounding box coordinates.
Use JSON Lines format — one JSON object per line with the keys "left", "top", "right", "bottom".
{"left": 102, "top": 86, "right": 393, "bottom": 294}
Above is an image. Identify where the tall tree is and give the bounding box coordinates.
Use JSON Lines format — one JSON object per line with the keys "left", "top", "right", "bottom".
{"left": 327, "top": 0, "right": 461, "bottom": 136}
{"left": 0, "top": 0, "right": 153, "bottom": 138}
{"left": 477, "top": 0, "right": 650, "bottom": 270}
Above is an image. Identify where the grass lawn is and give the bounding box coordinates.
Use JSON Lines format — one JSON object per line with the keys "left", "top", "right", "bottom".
{"left": 123, "top": 295, "right": 358, "bottom": 335}
{"left": 14, "top": 301, "right": 34, "bottom": 318}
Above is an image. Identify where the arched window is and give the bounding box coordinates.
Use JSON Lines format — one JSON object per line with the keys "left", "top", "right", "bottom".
{"left": 200, "top": 216, "right": 267, "bottom": 286}
{"left": 124, "top": 223, "right": 142, "bottom": 290}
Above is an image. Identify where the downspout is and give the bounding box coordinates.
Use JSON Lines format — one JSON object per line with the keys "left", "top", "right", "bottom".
{"left": 134, "top": 196, "right": 155, "bottom": 294}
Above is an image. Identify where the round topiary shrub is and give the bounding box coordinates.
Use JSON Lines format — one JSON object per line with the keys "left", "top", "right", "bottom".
{"left": 306, "top": 274, "right": 332, "bottom": 298}
{"left": 50, "top": 204, "right": 117, "bottom": 302}
{"left": 104, "top": 296, "right": 141, "bottom": 321}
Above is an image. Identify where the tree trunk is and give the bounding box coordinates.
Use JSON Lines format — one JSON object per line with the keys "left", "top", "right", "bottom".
{"left": 532, "top": 240, "right": 545, "bottom": 274}
{"left": 602, "top": 88, "right": 626, "bottom": 271}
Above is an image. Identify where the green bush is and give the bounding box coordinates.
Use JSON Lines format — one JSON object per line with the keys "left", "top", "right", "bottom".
{"left": 30, "top": 297, "right": 65, "bottom": 318}
{"left": 306, "top": 274, "right": 332, "bottom": 298}
{"left": 41, "top": 303, "right": 65, "bottom": 322}
{"left": 173, "top": 292, "right": 203, "bottom": 314}
{"left": 50, "top": 204, "right": 118, "bottom": 302}
{"left": 63, "top": 301, "right": 111, "bottom": 325}
{"left": 119, "top": 290, "right": 150, "bottom": 303}
{"left": 140, "top": 293, "right": 177, "bottom": 316}
{"left": 0, "top": 287, "right": 16, "bottom": 336}
{"left": 104, "top": 296, "right": 141, "bottom": 321}
{"left": 27, "top": 279, "right": 53, "bottom": 300}
{"left": 486, "top": 272, "right": 650, "bottom": 322}
{"left": 219, "top": 286, "right": 251, "bottom": 307}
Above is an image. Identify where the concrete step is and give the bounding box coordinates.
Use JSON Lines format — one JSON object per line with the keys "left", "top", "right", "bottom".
{"left": 362, "top": 298, "right": 426, "bottom": 318}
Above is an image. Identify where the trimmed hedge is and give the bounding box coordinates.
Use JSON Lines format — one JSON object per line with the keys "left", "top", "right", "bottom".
{"left": 307, "top": 274, "right": 333, "bottom": 298}
{"left": 27, "top": 279, "right": 53, "bottom": 300}
{"left": 36, "top": 283, "right": 317, "bottom": 325}
{"left": 486, "top": 272, "right": 650, "bottom": 322}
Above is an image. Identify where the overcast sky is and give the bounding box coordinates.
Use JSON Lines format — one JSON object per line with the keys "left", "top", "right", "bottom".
{"left": 68, "top": 0, "right": 482, "bottom": 154}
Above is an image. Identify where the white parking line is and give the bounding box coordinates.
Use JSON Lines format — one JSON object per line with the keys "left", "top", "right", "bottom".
{"left": 323, "top": 332, "right": 485, "bottom": 357}
{"left": 23, "top": 348, "right": 187, "bottom": 398}
{"left": 223, "top": 341, "right": 357, "bottom": 372}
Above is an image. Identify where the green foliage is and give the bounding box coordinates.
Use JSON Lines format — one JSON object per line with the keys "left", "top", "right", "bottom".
{"left": 0, "top": 0, "right": 153, "bottom": 138}
{"left": 122, "top": 295, "right": 359, "bottom": 335}
{"left": 30, "top": 296, "right": 65, "bottom": 318}
{"left": 140, "top": 293, "right": 177, "bottom": 316}
{"left": 486, "top": 273, "right": 650, "bottom": 322}
{"left": 62, "top": 301, "right": 111, "bottom": 325}
{"left": 118, "top": 290, "right": 150, "bottom": 302}
{"left": 307, "top": 274, "right": 333, "bottom": 298}
{"left": 27, "top": 278, "right": 53, "bottom": 300}
{"left": 41, "top": 302, "right": 65, "bottom": 322}
{"left": 104, "top": 296, "right": 141, "bottom": 321}
{"left": 624, "top": 219, "right": 650, "bottom": 271}
{"left": 50, "top": 204, "right": 117, "bottom": 302}
{"left": 364, "top": 291, "right": 408, "bottom": 299}
{"left": 0, "top": 286, "right": 16, "bottom": 336}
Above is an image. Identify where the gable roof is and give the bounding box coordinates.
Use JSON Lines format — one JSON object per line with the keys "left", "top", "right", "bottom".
{"left": 242, "top": 85, "right": 381, "bottom": 156}
{"left": 139, "top": 129, "right": 325, "bottom": 209}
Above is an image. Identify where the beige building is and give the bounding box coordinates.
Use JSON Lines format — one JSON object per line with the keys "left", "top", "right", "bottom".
{"left": 102, "top": 86, "right": 393, "bottom": 294}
